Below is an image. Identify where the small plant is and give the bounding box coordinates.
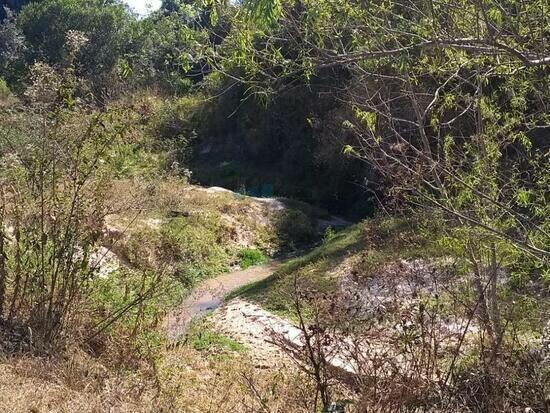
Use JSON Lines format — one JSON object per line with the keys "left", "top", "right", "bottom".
{"left": 0, "top": 34, "right": 124, "bottom": 345}
{"left": 323, "top": 226, "right": 336, "bottom": 243}
{"left": 160, "top": 215, "right": 231, "bottom": 282}
{"left": 189, "top": 329, "right": 245, "bottom": 353}
{"left": 238, "top": 248, "right": 268, "bottom": 269}
{"left": 186, "top": 319, "right": 245, "bottom": 353}
{"left": 0, "top": 78, "right": 10, "bottom": 99}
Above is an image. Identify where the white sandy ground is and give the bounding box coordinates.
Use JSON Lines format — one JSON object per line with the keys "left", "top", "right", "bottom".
{"left": 89, "top": 246, "right": 122, "bottom": 278}
{"left": 211, "top": 299, "right": 301, "bottom": 367}
{"left": 209, "top": 299, "right": 372, "bottom": 375}
{"left": 206, "top": 186, "right": 287, "bottom": 211}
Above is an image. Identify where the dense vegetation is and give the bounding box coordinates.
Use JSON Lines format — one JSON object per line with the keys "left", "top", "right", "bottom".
{"left": 0, "top": 0, "right": 548, "bottom": 411}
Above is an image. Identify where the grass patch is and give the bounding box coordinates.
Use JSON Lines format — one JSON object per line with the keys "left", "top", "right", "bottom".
{"left": 185, "top": 318, "right": 245, "bottom": 354}
{"left": 238, "top": 248, "right": 268, "bottom": 269}
{"left": 160, "top": 215, "right": 232, "bottom": 283}
{"left": 109, "top": 142, "right": 164, "bottom": 179}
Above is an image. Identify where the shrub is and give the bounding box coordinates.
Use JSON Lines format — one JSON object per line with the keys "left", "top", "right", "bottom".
{"left": 0, "top": 60, "right": 120, "bottom": 345}
{"left": 109, "top": 142, "right": 162, "bottom": 178}
{"left": 238, "top": 248, "right": 268, "bottom": 269}
{"left": 88, "top": 267, "right": 183, "bottom": 356}
{"left": 160, "top": 215, "right": 231, "bottom": 283}
{"left": 276, "top": 209, "right": 317, "bottom": 247}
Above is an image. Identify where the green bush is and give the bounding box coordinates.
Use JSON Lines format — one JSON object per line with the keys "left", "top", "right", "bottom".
{"left": 238, "top": 248, "right": 268, "bottom": 269}
{"left": 160, "top": 215, "right": 231, "bottom": 282}
{"left": 276, "top": 209, "right": 317, "bottom": 247}
{"left": 109, "top": 142, "right": 162, "bottom": 178}
{"left": 0, "top": 78, "right": 11, "bottom": 99}
{"left": 149, "top": 95, "right": 205, "bottom": 142}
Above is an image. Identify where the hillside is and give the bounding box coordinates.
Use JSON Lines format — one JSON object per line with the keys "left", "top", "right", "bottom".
{"left": 0, "top": 0, "right": 549, "bottom": 412}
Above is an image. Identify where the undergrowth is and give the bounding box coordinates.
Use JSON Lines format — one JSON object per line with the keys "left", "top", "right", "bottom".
{"left": 184, "top": 317, "right": 246, "bottom": 354}
{"left": 238, "top": 248, "right": 268, "bottom": 269}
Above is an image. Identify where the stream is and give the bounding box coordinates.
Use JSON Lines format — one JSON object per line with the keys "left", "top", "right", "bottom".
{"left": 165, "top": 260, "right": 283, "bottom": 341}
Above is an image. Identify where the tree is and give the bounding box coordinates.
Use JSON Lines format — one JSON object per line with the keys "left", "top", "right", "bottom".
{"left": 218, "top": 0, "right": 549, "bottom": 255}
{"left": 17, "top": 0, "right": 135, "bottom": 96}
{"left": 0, "top": 8, "right": 25, "bottom": 79}
{"left": 214, "top": 1, "right": 550, "bottom": 406}
{"left": 0, "top": 0, "right": 36, "bottom": 19}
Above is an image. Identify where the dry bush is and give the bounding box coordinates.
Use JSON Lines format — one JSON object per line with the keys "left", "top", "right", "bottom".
{"left": 156, "top": 345, "right": 317, "bottom": 413}
{"left": 0, "top": 61, "right": 120, "bottom": 346}
{"left": 0, "top": 344, "right": 160, "bottom": 413}
{"left": 265, "top": 246, "right": 550, "bottom": 412}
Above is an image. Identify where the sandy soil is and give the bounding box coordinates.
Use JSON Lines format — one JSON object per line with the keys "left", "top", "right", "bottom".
{"left": 211, "top": 299, "right": 301, "bottom": 367}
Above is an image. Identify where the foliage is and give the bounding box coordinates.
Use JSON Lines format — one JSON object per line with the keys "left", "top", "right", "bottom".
{"left": 238, "top": 247, "right": 267, "bottom": 269}
{"left": 109, "top": 142, "right": 163, "bottom": 178}
{"left": 0, "top": 34, "right": 125, "bottom": 345}
{"left": 17, "top": 0, "right": 134, "bottom": 93}
{"left": 149, "top": 94, "right": 204, "bottom": 143}
{"left": 219, "top": 1, "right": 550, "bottom": 386}
{"left": 188, "top": 68, "right": 370, "bottom": 215}
{"left": 0, "top": 78, "right": 11, "bottom": 100}
{"left": 160, "top": 214, "right": 231, "bottom": 283}
{"left": 0, "top": 0, "right": 548, "bottom": 410}
{"left": 88, "top": 267, "right": 183, "bottom": 357}
{"left": 185, "top": 318, "right": 245, "bottom": 353}
{"left": 131, "top": 8, "right": 211, "bottom": 93}
{"left": 0, "top": 8, "right": 25, "bottom": 82}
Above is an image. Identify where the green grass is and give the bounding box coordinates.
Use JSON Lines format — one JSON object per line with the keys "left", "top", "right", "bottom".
{"left": 185, "top": 318, "right": 246, "bottom": 354}
{"left": 189, "top": 330, "right": 245, "bottom": 353}
{"left": 160, "top": 215, "right": 231, "bottom": 283}
{"left": 109, "top": 142, "right": 164, "bottom": 178}
{"left": 238, "top": 248, "right": 268, "bottom": 269}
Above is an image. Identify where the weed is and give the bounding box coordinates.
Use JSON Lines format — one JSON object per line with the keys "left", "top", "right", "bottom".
{"left": 185, "top": 318, "right": 245, "bottom": 354}
{"left": 160, "top": 215, "right": 231, "bottom": 282}
{"left": 109, "top": 143, "right": 163, "bottom": 178}
{"left": 238, "top": 248, "right": 268, "bottom": 269}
